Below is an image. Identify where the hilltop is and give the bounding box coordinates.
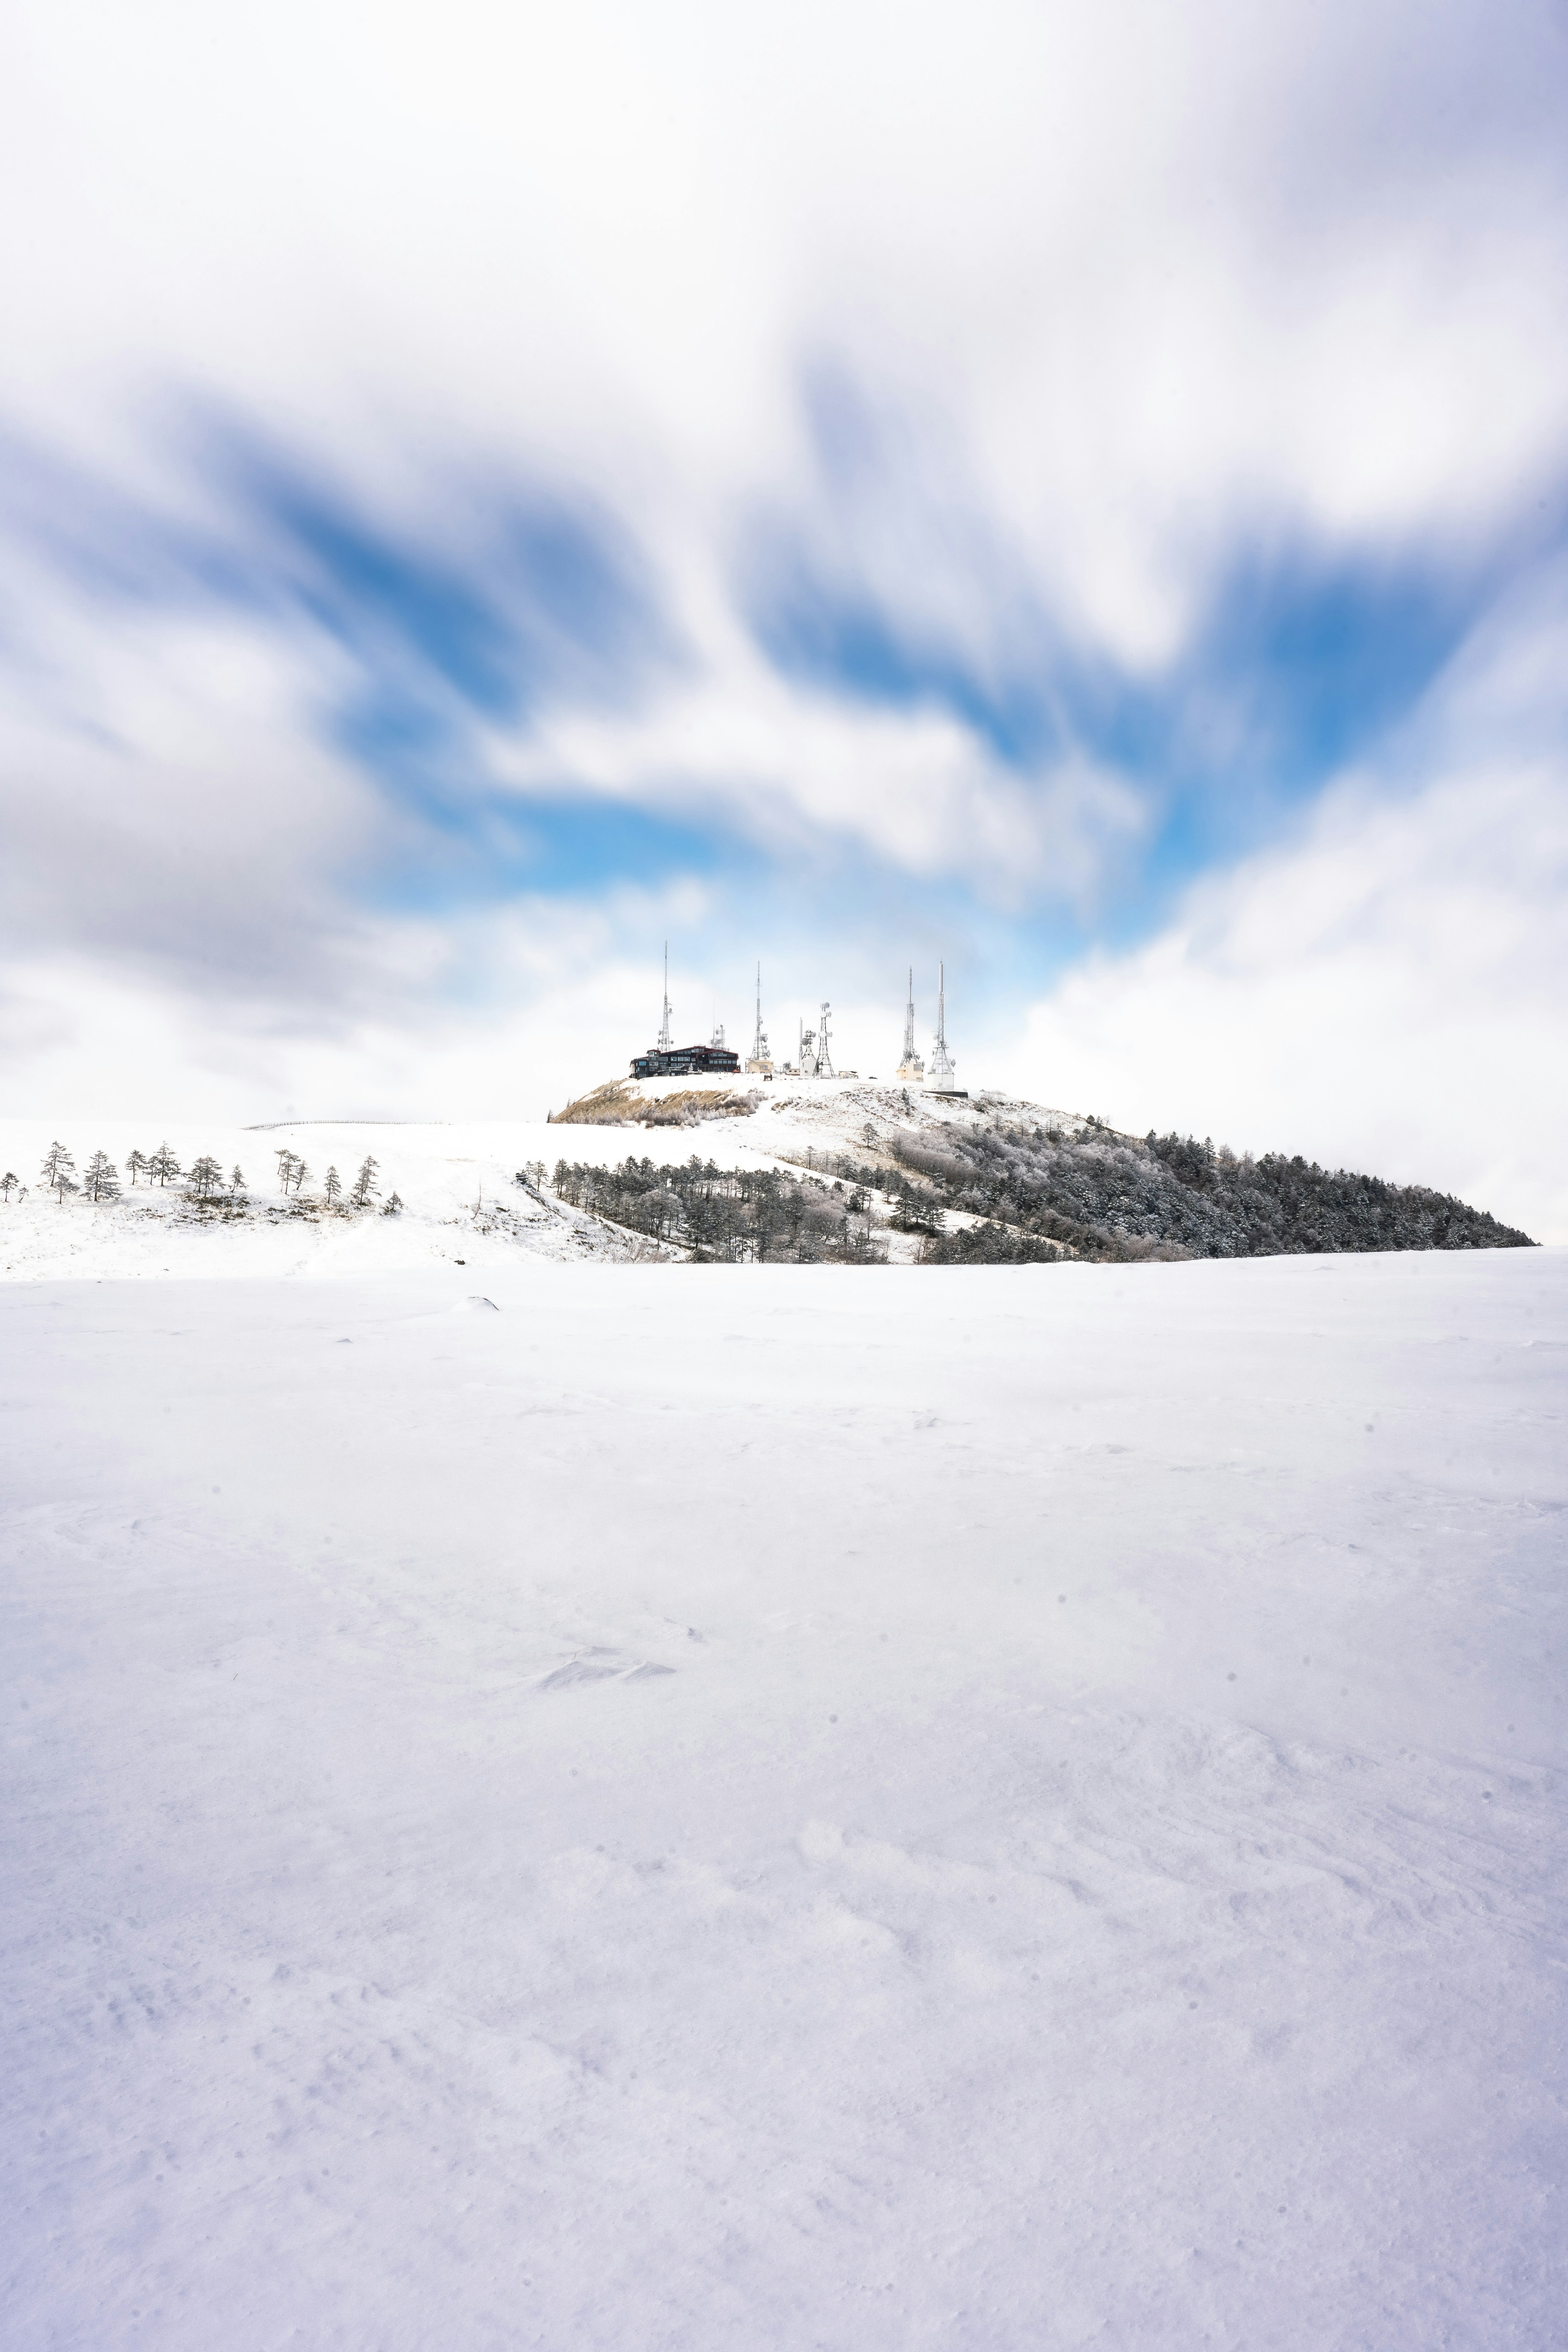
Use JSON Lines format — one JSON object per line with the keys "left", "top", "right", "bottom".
{"left": 0, "top": 1081, "right": 1531, "bottom": 1280}
{"left": 549, "top": 1074, "right": 1533, "bottom": 1262}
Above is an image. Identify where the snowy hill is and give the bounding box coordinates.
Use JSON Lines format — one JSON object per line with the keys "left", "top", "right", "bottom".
{"left": 0, "top": 1090, "right": 1056, "bottom": 1281}
{"left": 0, "top": 1118, "right": 628, "bottom": 1281}
{"left": 0, "top": 1077, "right": 1532, "bottom": 1280}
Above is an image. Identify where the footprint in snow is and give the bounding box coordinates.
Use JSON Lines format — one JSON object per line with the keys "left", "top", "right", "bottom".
{"left": 537, "top": 1652, "right": 675, "bottom": 1690}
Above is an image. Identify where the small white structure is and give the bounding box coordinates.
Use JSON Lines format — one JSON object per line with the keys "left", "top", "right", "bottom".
{"left": 895, "top": 967, "right": 925, "bottom": 1082}
{"left": 927, "top": 961, "right": 965, "bottom": 1095}
{"left": 797, "top": 1002, "right": 835, "bottom": 1078}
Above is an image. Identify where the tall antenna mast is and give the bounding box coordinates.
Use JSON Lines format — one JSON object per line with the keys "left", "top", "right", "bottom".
{"left": 745, "top": 962, "right": 772, "bottom": 1073}
{"left": 658, "top": 942, "right": 673, "bottom": 1051}
{"left": 897, "top": 965, "right": 924, "bottom": 1082}
{"left": 928, "top": 957, "right": 958, "bottom": 1090}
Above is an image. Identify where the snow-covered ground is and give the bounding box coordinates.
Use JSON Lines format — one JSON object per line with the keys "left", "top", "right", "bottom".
{"left": 4, "top": 1243, "right": 1564, "bottom": 2348}
{"left": 0, "top": 1119, "right": 614, "bottom": 1281}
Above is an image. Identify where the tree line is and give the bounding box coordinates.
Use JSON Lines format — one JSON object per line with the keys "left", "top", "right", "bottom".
{"left": 547, "top": 1156, "right": 885, "bottom": 1261}
{"left": 4, "top": 1144, "right": 401, "bottom": 1216}
{"left": 837, "top": 1120, "right": 1535, "bottom": 1262}
{"left": 546, "top": 1122, "right": 1533, "bottom": 1266}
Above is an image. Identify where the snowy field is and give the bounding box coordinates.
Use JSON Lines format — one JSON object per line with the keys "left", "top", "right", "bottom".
{"left": 4, "top": 1247, "right": 1566, "bottom": 2348}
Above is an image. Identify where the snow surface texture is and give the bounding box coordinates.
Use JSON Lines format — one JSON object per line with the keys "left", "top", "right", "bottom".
{"left": 4, "top": 1246, "right": 1565, "bottom": 2349}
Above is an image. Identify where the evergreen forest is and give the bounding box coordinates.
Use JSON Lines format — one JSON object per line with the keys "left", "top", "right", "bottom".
{"left": 550, "top": 1118, "right": 1533, "bottom": 1265}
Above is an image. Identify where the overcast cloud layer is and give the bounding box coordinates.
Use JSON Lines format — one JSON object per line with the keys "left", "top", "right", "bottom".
{"left": 3, "top": 0, "right": 1567, "bottom": 1234}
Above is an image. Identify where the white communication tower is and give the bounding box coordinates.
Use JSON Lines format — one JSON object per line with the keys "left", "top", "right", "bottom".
{"left": 927, "top": 960, "right": 959, "bottom": 1091}
{"left": 746, "top": 964, "right": 773, "bottom": 1073}
{"left": 816, "top": 1001, "right": 835, "bottom": 1078}
{"left": 896, "top": 967, "right": 925, "bottom": 1081}
{"left": 657, "top": 942, "right": 673, "bottom": 1052}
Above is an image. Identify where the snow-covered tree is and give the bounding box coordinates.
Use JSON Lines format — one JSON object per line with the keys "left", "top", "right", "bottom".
{"left": 41, "top": 1142, "right": 76, "bottom": 1202}
{"left": 292, "top": 1159, "right": 310, "bottom": 1196}
{"left": 323, "top": 1165, "right": 343, "bottom": 1206}
{"left": 230, "top": 1165, "right": 245, "bottom": 1194}
{"left": 189, "top": 1156, "right": 223, "bottom": 1198}
{"left": 149, "top": 1142, "right": 181, "bottom": 1188}
{"left": 0, "top": 1171, "right": 17, "bottom": 1201}
{"left": 127, "top": 1149, "right": 149, "bottom": 1186}
{"left": 82, "top": 1150, "right": 120, "bottom": 1201}
{"left": 381, "top": 1191, "right": 404, "bottom": 1216}
{"left": 274, "top": 1147, "right": 297, "bottom": 1194}
{"left": 349, "top": 1155, "right": 379, "bottom": 1209}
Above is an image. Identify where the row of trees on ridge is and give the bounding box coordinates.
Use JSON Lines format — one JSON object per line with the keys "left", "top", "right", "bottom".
{"left": 2, "top": 1145, "right": 399, "bottom": 1215}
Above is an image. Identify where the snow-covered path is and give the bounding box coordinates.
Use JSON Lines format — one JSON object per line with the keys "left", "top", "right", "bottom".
{"left": 4, "top": 1251, "right": 1565, "bottom": 2348}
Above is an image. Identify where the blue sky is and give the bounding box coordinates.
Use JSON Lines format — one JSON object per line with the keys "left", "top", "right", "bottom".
{"left": 2, "top": 0, "right": 1567, "bottom": 1229}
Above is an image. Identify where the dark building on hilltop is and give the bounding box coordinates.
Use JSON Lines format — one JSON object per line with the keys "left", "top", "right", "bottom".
{"left": 633, "top": 944, "right": 739, "bottom": 1078}
{"left": 630, "top": 1040, "right": 741, "bottom": 1078}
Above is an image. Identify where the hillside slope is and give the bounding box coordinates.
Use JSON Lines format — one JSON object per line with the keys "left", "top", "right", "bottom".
{"left": 0, "top": 1081, "right": 1531, "bottom": 1279}
{"left": 551, "top": 1076, "right": 1532, "bottom": 1262}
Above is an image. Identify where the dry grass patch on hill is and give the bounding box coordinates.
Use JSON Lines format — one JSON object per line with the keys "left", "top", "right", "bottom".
{"left": 550, "top": 1082, "right": 762, "bottom": 1127}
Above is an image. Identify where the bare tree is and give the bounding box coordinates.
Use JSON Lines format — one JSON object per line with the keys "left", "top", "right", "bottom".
{"left": 349, "top": 1154, "right": 379, "bottom": 1209}
{"left": 189, "top": 1156, "right": 223, "bottom": 1198}
{"left": 41, "top": 1142, "right": 76, "bottom": 1203}
{"left": 323, "top": 1165, "right": 343, "bottom": 1206}
{"left": 1, "top": 1172, "right": 18, "bottom": 1201}
{"left": 127, "top": 1149, "right": 149, "bottom": 1186}
{"left": 82, "top": 1150, "right": 120, "bottom": 1201}
{"left": 149, "top": 1142, "right": 181, "bottom": 1188}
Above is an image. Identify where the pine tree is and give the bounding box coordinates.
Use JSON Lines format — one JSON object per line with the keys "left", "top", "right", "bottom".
{"left": 274, "top": 1147, "right": 297, "bottom": 1194}
{"left": 127, "top": 1149, "right": 149, "bottom": 1186}
{"left": 41, "top": 1142, "right": 76, "bottom": 1202}
{"left": 82, "top": 1150, "right": 120, "bottom": 1201}
{"left": 323, "top": 1165, "right": 343, "bottom": 1206}
{"left": 149, "top": 1142, "right": 181, "bottom": 1188}
{"left": 349, "top": 1155, "right": 380, "bottom": 1209}
{"left": 230, "top": 1165, "right": 245, "bottom": 1194}
{"left": 0, "top": 1172, "right": 17, "bottom": 1201}
{"left": 292, "top": 1159, "right": 310, "bottom": 1197}
{"left": 381, "top": 1190, "right": 404, "bottom": 1215}
{"left": 189, "top": 1156, "right": 223, "bottom": 1198}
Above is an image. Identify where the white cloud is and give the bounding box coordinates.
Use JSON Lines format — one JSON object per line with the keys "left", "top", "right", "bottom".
{"left": 0, "top": 587, "right": 378, "bottom": 984}
{"left": 0, "top": 898, "right": 711, "bottom": 1126}
{"left": 486, "top": 644, "right": 1146, "bottom": 905}
{"left": 5, "top": 2, "right": 1568, "bottom": 632}
{"left": 1009, "top": 541, "right": 1568, "bottom": 1242}
{"left": 1009, "top": 757, "right": 1568, "bottom": 1241}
